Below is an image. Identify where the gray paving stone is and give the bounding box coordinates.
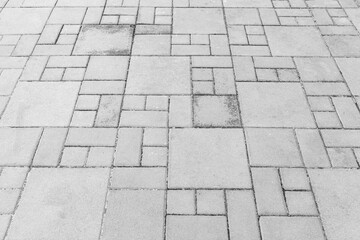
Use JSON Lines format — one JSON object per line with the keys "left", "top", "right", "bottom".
{"left": 265, "top": 27, "right": 330, "bottom": 56}
{"left": 126, "top": 57, "right": 191, "bottom": 94}
{"left": 73, "top": 25, "right": 133, "bottom": 55}
{"left": 166, "top": 216, "right": 228, "bottom": 240}
{"left": 0, "top": 8, "right": 51, "bottom": 34}
{"left": 102, "top": 190, "right": 165, "bottom": 240}
{"left": 246, "top": 128, "right": 303, "bottom": 167}
{"left": 85, "top": 56, "right": 129, "bottom": 80}
{"left": 173, "top": 8, "right": 226, "bottom": 34}
{"left": 0, "top": 82, "right": 80, "bottom": 127}
{"left": 169, "top": 129, "right": 251, "bottom": 188}
{"left": 6, "top": 168, "right": 109, "bottom": 240}
{"left": 309, "top": 169, "right": 360, "bottom": 240}
{"left": 324, "top": 36, "right": 360, "bottom": 57}
{"left": 336, "top": 58, "right": 360, "bottom": 96}
{"left": 0, "top": 128, "right": 41, "bottom": 166}
{"left": 223, "top": 0, "right": 272, "bottom": 7}
{"left": 260, "top": 217, "right": 325, "bottom": 240}
{"left": 237, "top": 83, "right": 315, "bottom": 128}
{"left": 194, "top": 95, "right": 241, "bottom": 127}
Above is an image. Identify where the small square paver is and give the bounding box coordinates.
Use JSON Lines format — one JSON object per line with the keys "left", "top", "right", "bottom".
{"left": 0, "top": 128, "right": 42, "bottom": 166}
{"left": 0, "top": 8, "right": 51, "bottom": 34}
{"left": 285, "top": 191, "right": 318, "bottom": 215}
{"left": 126, "top": 57, "right": 191, "bottom": 94}
{"left": 166, "top": 216, "right": 228, "bottom": 240}
{"left": 237, "top": 82, "right": 315, "bottom": 128}
{"left": 260, "top": 217, "right": 325, "bottom": 240}
{"left": 167, "top": 190, "right": 195, "bottom": 214}
{"left": 265, "top": 27, "right": 330, "bottom": 56}
{"left": 197, "top": 190, "right": 225, "bottom": 214}
{"left": 194, "top": 95, "right": 241, "bottom": 127}
{"left": 246, "top": 128, "right": 303, "bottom": 167}
{"left": 173, "top": 8, "right": 226, "bottom": 34}
{"left": 0, "top": 82, "right": 80, "bottom": 127}
{"left": 73, "top": 25, "right": 133, "bottom": 55}
{"left": 6, "top": 168, "right": 109, "bottom": 240}
{"left": 169, "top": 129, "right": 251, "bottom": 188}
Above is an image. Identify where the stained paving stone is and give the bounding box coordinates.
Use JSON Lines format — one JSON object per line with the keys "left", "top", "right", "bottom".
{"left": 0, "top": 82, "right": 80, "bottom": 127}
{"left": 6, "top": 168, "right": 109, "bottom": 240}
{"left": 265, "top": 27, "right": 330, "bottom": 56}
{"left": 166, "top": 216, "right": 228, "bottom": 240}
{"left": 193, "top": 95, "right": 241, "bottom": 127}
{"left": 168, "top": 129, "right": 251, "bottom": 188}
{"left": 73, "top": 25, "right": 133, "bottom": 55}
{"left": 309, "top": 169, "right": 360, "bottom": 240}
{"left": 237, "top": 83, "right": 315, "bottom": 128}
{"left": 126, "top": 57, "right": 191, "bottom": 94}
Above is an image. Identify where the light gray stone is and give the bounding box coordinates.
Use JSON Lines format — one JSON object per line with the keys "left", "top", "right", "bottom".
{"left": 126, "top": 57, "right": 191, "bottom": 94}
{"left": 0, "top": 8, "right": 51, "bottom": 34}
{"left": 237, "top": 83, "right": 315, "bottom": 128}
{"left": 173, "top": 8, "right": 226, "bottom": 34}
{"left": 336, "top": 58, "right": 360, "bottom": 96}
{"left": 166, "top": 216, "right": 228, "bottom": 240}
{"left": 0, "top": 82, "right": 80, "bottom": 127}
{"left": 169, "top": 129, "right": 251, "bottom": 188}
{"left": 0, "top": 128, "right": 41, "bottom": 166}
{"left": 260, "top": 217, "right": 325, "bottom": 240}
{"left": 265, "top": 27, "right": 330, "bottom": 56}
{"left": 6, "top": 168, "right": 109, "bottom": 240}
{"left": 102, "top": 190, "right": 165, "bottom": 240}
{"left": 309, "top": 169, "right": 360, "bottom": 240}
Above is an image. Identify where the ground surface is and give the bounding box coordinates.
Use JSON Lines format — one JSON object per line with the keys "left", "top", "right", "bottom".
{"left": 0, "top": 0, "right": 360, "bottom": 239}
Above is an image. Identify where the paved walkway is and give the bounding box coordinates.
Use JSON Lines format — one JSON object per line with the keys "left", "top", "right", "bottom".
{"left": 1, "top": 0, "right": 360, "bottom": 239}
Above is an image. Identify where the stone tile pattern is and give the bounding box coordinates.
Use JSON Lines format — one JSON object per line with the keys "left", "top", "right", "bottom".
{"left": 0, "top": 0, "right": 360, "bottom": 240}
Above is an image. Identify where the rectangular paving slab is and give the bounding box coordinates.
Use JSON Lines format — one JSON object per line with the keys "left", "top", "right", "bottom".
{"left": 168, "top": 129, "right": 251, "bottom": 188}
{"left": 6, "top": 168, "right": 109, "bottom": 240}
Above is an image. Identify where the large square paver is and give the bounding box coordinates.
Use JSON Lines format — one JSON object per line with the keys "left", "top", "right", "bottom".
{"left": 169, "top": 129, "right": 251, "bottom": 188}
{"left": 309, "top": 169, "right": 360, "bottom": 240}
{"left": 246, "top": 128, "right": 303, "bottom": 167}
{"left": 6, "top": 168, "right": 109, "bottom": 240}
{"left": 126, "top": 57, "right": 191, "bottom": 94}
{"left": 0, "top": 128, "right": 42, "bottom": 166}
{"left": 0, "top": 82, "right": 80, "bottom": 127}
{"left": 73, "top": 25, "right": 133, "bottom": 55}
{"left": 265, "top": 27, "right": 330, "bottom": 56}
{"left": 166, "top": 216, "right": 228, "bottom": 240}
{"left": 194, "top": 96, "right": 241, "bottom": 127}
{"left": 173, "top": 8, "right": 226, "bottom": 34}
{"left": 260, "top": 217, "right": 325, "bottom": 240}
{"left": 237, "top": 83, "right": 315, "bottom": 128}
{"left": 102, "top": 190, "right": 165, "bottom": 240}
{"left": 0, "top": 8, "right": 51, "bottom": 34}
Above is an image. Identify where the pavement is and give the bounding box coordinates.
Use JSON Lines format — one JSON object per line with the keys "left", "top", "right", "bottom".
{"left": 0, "top": 0, "right": 360, "bottom": 239}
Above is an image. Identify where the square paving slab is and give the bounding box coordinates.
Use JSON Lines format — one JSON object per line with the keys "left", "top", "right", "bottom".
{"left": 265, "top": 27, "right": 330, "bottom": 56}
{"left": 126, "top": 57, "right": 191, "bottom": 94}
{"left": 6, "top": 168, "right": 109, "bottom": 240}
{"left": 173, "top": 8, "right": 226, "bottom": 34}
{"left": 0, "top": 8, "right": 51, "bottom": 34}
{"left": 0, "top": 82, "right": 80, "bottom": 127}
{"left": 169, "top": 129, "right": 251, "bottom": 188}
{"left": 309, "top": 169, "right": 360, "bottom": 240}
{"left": 73, "top": 25, "right": 133, "bottom": 55}
{"left": 237, "top": 83, "right": 315, "bottom": 128}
